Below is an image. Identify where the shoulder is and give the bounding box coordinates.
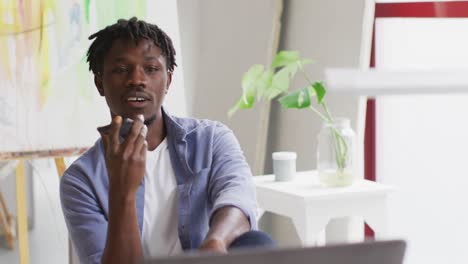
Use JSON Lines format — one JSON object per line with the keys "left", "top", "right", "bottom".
{"left": 60, "top": 139, "right": 106, "bottom": 196}
{"left": 174, "top": 117, "right": 242, "bottom": 159}
{"left": 170, "top": 116, "right": 232, "bottom": 137}
{"left": 171, "top": 116, "right": 228, "bottom": 131}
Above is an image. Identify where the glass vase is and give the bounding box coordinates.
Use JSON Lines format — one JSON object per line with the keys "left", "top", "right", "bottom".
{"left": 317, "top": 118, "right": 357, "bottom": 187}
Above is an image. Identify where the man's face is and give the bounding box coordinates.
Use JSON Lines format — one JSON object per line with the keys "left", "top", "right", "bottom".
{"left": 95, "top": 38, "right": 172, "bottom": 121}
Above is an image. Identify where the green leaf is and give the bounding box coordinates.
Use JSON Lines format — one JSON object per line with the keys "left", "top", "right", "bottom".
{"left": 278, "top": 85, "right": 316, "bottom": 109}
{"left": 231, "top": 64, "right": 270, "bottom": 117}
{"left": 241, "top": 64, "right": 264, "bottom": 93}
{"left": 284, "top": 63, "right": 299, "bottom": 78}
{"left": 265, "top": 67, "right": 291, "bottom": 99}
{"left": 228, "top": 93, "right": 256, "bottom": 117}
{"left": 271, "top": 51, "right": 300, "bottom": 68}
{"left": 256, "top": 69, "right": 274, "bottom": 98}
{"left": 312, "top": 82, "right": 326, "bottom": 104}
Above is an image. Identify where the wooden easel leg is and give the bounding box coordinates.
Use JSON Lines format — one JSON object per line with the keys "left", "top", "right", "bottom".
{"left": 16, "top": 160, "right": 29, "bottom": 264}
{"left": 54, "top": 158, "right": 66, "bottom": 177}
{"left": 0, "top": 190, "right": 14, "bottom": 250}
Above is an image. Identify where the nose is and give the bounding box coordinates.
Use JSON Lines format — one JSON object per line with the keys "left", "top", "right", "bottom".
{"left": 126, "top": 66, "right": 147, "bottom": 87}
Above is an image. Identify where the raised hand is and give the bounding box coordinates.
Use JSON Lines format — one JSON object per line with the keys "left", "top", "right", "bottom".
{"left": 99, "top": 114, "right": 148, "bottom": 198}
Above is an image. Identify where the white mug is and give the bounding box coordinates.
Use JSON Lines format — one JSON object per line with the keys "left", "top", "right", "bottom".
{"left": 272, "top": 152, "right": 297, "bottom": 182}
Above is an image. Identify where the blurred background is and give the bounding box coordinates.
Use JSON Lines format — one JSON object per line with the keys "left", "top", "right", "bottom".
{"left": 2, "top": 0, "right": 468, "bottom": 263}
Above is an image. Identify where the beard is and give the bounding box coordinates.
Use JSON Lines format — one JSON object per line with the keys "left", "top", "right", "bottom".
{"left": 144, "top": 114, "right": 157, "bottom": 127}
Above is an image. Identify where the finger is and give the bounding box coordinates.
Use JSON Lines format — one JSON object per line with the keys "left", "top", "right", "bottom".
{"left": 122, "top": 115, "right": 146, "bottom": 158}
{"left": 109, "top": 116, "right": 122, "bottom": 153}
{"left": 124, "top": 114, "right": 145, "bottom": 145}
{"left": 133, "top": 132, "right": 147, "bottom": 157}
{"left": 140, "top": 140, "right": 147, "bottom": 161}
{"left": 127, "top": 124, "right": 147, "bottom": 158}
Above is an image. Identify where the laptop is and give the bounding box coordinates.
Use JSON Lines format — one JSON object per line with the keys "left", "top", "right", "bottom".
{"left": 145, "top": 240, "right": 406, "bottom": 264}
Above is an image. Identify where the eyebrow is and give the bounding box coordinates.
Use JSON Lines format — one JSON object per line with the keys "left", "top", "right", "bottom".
{"left": 112, "top": 56, "right": 160, "bottom": 63}
{"left": 144, "top": 56, "right": 159, "bottom": 61}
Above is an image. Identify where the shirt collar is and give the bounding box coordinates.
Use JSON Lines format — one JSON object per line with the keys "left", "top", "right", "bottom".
{"left": 162, "top": 106, "right": 186, "bottom": 141}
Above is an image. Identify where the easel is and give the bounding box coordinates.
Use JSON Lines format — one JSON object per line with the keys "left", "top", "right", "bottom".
{"left": 0, "top": 183, "right": 15, "bottom": 249}
{"left": 0, "top": 148, "right": 87, "bottom": 264}
{"left": 0, "top": 160, "right": 17, "bottom": 250}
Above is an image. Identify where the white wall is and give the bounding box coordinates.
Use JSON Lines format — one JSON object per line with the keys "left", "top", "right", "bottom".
{"left": 147, "top": 0, "right": 188, "bottom": 117}
{"left": 177, "top": 0, "right": 200, "bottom": 116}
{"left": 180, "top": 0, "right": 279, "bottom": 169}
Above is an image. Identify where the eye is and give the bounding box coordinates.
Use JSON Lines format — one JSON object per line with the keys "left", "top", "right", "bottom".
{"left": 112, "top": 67, "right": 128, "bottom": 74}
{"left": 145, "top": 66, "right": 160, "bottom": 73}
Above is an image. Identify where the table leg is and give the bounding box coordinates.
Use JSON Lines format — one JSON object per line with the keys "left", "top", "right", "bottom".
{"left": 363, "top": 199, "right": 388, "bottom": 239}
{"left": 16, "top": 160, "right": 30, "bottom": 264}
{"left": 291, "top": 210, "right": 330, "bottom": 246}
{"left": 257, "top": 208, "right": 266, "bottom": 221}
{"left": 326, "top": 216, "right": 364, "bottom": 244}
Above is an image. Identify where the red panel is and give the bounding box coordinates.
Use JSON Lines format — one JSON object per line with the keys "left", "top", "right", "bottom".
{"left": 376, "top": 2, "right": 468, "bottom": 18}
{"left": 365, "top": 20, "right": 376, "bottom": 183}
{"left": 365, "top": 99, "right": 376, "bottom": 237}
{"left": 364, "top": 99, "right": 376, "bottom": 183}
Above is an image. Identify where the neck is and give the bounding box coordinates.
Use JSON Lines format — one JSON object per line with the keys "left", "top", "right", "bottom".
{"left": 146, "top": 110, "right": 166, "bottom": 151}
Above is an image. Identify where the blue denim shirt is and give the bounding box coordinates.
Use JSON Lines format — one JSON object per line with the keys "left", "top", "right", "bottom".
{"left": 60, "top": 109, "right": 257, "bottom": 263}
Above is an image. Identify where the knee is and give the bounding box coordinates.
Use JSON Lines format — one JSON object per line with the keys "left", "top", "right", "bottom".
{"left": 229, "top": 230, "right": 276, "bottom": 250}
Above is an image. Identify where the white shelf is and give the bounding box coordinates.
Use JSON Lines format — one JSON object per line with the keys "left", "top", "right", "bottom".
{"left": 325, "top": 68, "right": 468, "bottom": 96}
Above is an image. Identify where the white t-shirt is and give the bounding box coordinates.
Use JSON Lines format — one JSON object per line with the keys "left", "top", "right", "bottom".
{"left": 141, "top": 138, "right": 182, "bottom": 257}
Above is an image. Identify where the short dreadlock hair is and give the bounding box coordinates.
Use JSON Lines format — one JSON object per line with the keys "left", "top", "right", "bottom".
{"left": 86, "top": 17, "right": 177, "bottom": 75}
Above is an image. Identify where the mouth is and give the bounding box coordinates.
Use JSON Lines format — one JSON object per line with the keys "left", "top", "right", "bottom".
{"left": 124, "top": 93, "right": 151, "bottom": 108}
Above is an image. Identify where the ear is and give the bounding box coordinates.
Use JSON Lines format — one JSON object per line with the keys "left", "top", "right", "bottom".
{"left": 165, "top": 71, "right": 173, "bottom": 94}
{"left": 94, "top": 74, "right": 104, "bottom": 96}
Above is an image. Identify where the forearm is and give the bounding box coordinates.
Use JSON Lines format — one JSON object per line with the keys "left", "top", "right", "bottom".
{"left": 202, "top": 206, "right": 250, "bottom": 251}
{"left": 101, "top": 195, "right": 142, "bottom": 264}
{"left": 99, "top": 115, "right": 147, "bottom": 263}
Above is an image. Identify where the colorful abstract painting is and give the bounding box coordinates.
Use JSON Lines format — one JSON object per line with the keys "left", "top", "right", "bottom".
{"left": 0, "top": 0, "right": 147, "bottom": 154}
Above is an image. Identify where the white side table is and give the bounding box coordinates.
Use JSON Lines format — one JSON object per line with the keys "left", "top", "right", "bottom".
{"left": 254, "top": 170, "right": 393, "bottom": 246}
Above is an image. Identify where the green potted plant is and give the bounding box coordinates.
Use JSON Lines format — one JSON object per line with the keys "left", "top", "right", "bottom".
{"left": 229, "top": 51, "right": 356, "bottom": 187}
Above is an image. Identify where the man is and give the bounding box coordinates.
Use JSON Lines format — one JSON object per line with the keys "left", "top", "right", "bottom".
{"left": 60, "top": 17, "right": 273, "bottom": 264}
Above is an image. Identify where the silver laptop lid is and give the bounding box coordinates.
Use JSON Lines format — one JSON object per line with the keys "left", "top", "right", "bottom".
{"left": 146, "top": 240, "right": 406, "bottom": 264}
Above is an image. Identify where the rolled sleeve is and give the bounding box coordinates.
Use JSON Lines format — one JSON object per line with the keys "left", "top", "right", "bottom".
{"left": 60, "top": 166, "right": 107, "bottom": 264}
{"left": 208, "top": 123, "right": 258, "bottom": 230}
